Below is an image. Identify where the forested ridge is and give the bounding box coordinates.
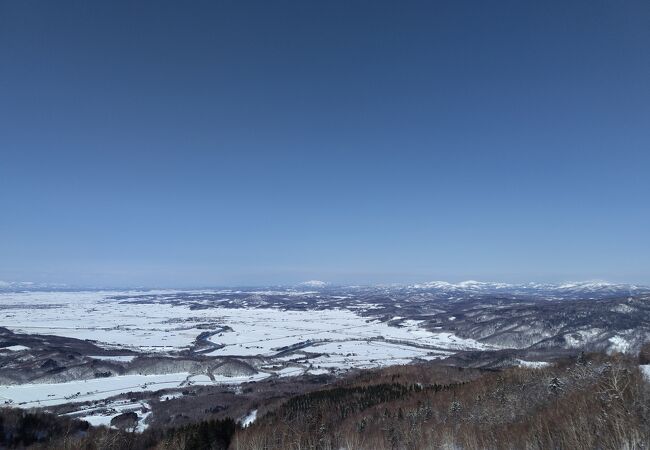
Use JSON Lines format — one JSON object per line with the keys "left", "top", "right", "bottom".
{"left": 1, "top": 350, "right": 648, "bottom": 449}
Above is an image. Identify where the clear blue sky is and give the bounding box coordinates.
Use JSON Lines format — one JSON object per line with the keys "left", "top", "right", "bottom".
{"left": 1, "top": 1, "right": 649, "bottom": 287}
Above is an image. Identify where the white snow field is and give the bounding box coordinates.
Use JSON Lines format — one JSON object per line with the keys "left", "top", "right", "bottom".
{"left": 642, "top": 365, "right": 650, "bottom": 381}
{"left": 0, "top": 372, "right": 270, "bottom": 407}
{"left": 517, "top": 360, "right": 551, "bottom": 369}
{"left": 3, "top": 345, "right": 30, "bottom": 352}
{"left": 0, "top": 290, "right": 213, "bottom": 351}
{"left": 0, "top": 290, "right": 494, "bottom": 413}
{"left": 0, "top": 290, "right": 490, "bottom": 358}
{"left": 240, "top": 409, "right": 258, "bottom": 427}
{"left": 205, "top": 311, "right": 492, "bottom": 360}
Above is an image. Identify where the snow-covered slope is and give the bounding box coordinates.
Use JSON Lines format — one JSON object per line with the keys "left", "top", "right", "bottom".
{"left": 407, "top": 280, "right": 647, "bottom": 299}
{"left": 297, "top": 280, "right": 328, "bottom": 288}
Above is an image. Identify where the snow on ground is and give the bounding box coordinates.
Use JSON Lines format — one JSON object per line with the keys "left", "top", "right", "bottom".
{"left": 564, "top": 329, "right": 603, "bottom": 348}
{"left": 159, "top": 392, "right": 184, "bottom": 402}
{"left": 80, "top": 413, "right": 115, "bottom": 428}
{"left": 276, "top": 367, "right": 306, "bottom": 377}
{"left": 240, "top": 409, "right": 258, "bottom": 427}
{"left": 395, "top": 320, "right": 493, "bottom": 350}
{"left": 0, "top": 290, "right": 494, "bottom": 400}
{"left": 302, "top": 340, "right": 445, "bottom": 371}
{"left": 608, "top": 335, "right": 631, "bottom": 354}
{"left": 136, "top": 409, "right": 152, "bottom": 432}
{"left": 0, "top": 290, "right": 211, "bottom": 352}
{"left": 641, "top": 365, "right": 650, "bottom": 381}
{"left": 0, "top": 372, "right": 270, "bottom": 408}
{"left": 307, "top": 368, "right": 331, "bottom": 375}
{"left": 0, "top": 373, "right": 192, "bottom": 407}
{"left": 0, "top": 291, "right": 486, "bottom": 358}
{"left": 2, "top": 345, "right": 30, "bottom": 352}
{"left": 517, "top": 360, "right": 551, "bottom": 369}
{"left": 205, "top": 311, "right": 492, "bottom": 358}
{"left": 90, "top": 355, "right": 137, "bottom": 362}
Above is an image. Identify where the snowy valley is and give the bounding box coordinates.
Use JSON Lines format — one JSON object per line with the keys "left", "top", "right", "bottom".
{"left": 1, "top": 282, "right": 649, "bottom": 432}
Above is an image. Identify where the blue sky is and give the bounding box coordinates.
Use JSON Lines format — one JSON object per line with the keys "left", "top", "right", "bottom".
{"left": 1, "top": 0, "right": 649, "bottom": 287}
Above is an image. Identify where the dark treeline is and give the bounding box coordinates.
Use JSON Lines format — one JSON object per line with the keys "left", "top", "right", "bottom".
{"left": 235, "top": 352, "right": 650, "bottom": 450}
{"left": 0, "top": 411, "right": 237, "bottom": 450}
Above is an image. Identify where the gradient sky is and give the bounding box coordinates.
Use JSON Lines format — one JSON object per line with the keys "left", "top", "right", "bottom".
{"left": 1, "top": 0, "right": 649, "bottom": 287}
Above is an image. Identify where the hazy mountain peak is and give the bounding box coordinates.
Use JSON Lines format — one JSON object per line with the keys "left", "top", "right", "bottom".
{"left": 298, "top": 280, "right": 328, "bottom": 288}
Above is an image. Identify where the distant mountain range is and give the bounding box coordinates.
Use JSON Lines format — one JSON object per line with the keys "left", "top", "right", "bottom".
{"left": 404, "top": 280, "right": 649, "bottom": 299}
{"left": 292, "top": 279, "right": 649, "bottom": 298}
{"left": 1, "top": 279, "right": 648, "bottom": 300}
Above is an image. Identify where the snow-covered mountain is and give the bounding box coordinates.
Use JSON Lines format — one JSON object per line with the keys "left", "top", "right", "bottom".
{"left": 552, "top": 281, "right": 641, "bottom": 294}
{"left": 297, "top": 280, "right": 328, "bottom": 288}
{"left": 407, "top": 280, "right": 648, "bottom": 299}
{"left": 410, "top": 280, "right": 512, "bottom": 291}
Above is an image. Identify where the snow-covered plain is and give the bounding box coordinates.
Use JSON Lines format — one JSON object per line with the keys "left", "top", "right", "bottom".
{"left": 206, "top": 311, "right": 492, "bottom": 359}
{"left": 0, "top": 373, "right": 192, "bottom": 407}
{"left": 0, "top": 372, "right": 270, "bottom": 407}
{"left": 0, "top": 290, "right": 212, "bottom": 351}
{"left": 0, "top": 290, "right": 490, "bottom": 359}
{"left": 3, "top": 285, "right": 647, "bottom": 432}
{"left": 517, "top": 360, "right": 551, "bottom": 369}
{"left": 0, "top": 290, "right": 492, "bottom": 412}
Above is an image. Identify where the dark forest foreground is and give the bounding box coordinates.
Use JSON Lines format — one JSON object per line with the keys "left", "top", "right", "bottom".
{"left": 2, "top": 352, "right": 649, "bottom": 450}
